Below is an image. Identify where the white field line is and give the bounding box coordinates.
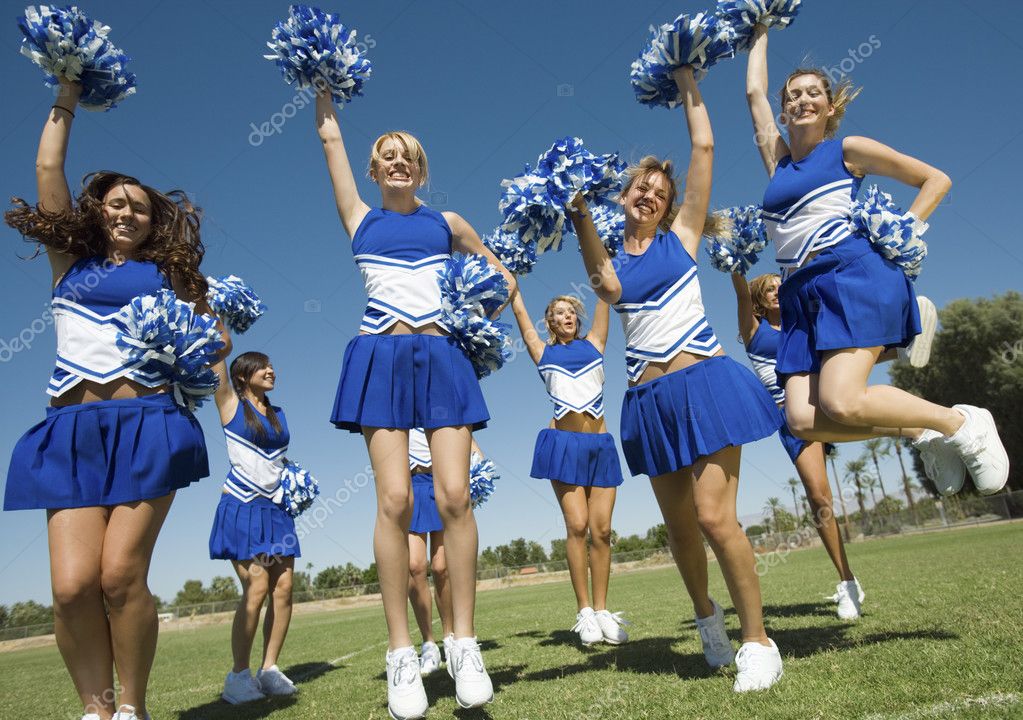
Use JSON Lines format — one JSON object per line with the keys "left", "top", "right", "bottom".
{"left": 861, "top": 692, "right": 1021, "bottom": 720}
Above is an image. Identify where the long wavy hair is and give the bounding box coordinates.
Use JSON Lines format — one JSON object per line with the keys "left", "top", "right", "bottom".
{"left": 780, "top": 68, "right": 861, "bottom": 139}
{"left": 5, "top": 171, "right": 207, "bottom": 300}
{"left": 749, "top": 273, "right": 781, "bottom": 319}
{"left": 617, "top": 156, "right": 730, "bottom": 237}
{"left": 230, "top": 351, "right": 283, "bottom": 442}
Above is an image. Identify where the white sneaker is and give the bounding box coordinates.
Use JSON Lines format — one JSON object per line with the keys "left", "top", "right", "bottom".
{"left": 449, "top": 637, "right": 494, "bottom": 709}
{"left": 82, "top": 715, "right": 101, "bottom": 720}
{"left": 833, "top": 580, "right": 861, "bottom": 620}
{"left": 385, "top": 647, "right": 428, "bottom": 720}
{"left": 899, "top": 296, "right": 937, "bottom": 368}
{"left": 419, "top": 641, "right": 442, "bottom": 676}
{"left": 112, "top": 707, "right": 151, "bottom": 720}
{"left": 572, "top": 607, "right": 603, "bottom": 646}
{"left": 913, "top": 429, "right": 966, "bottom": 496}
{"left": 694, "top": 599, "right": 735, "bottom": 668}
{"left": 594, "top": 609, "right": 630, "bottom": 644}
{"left": 256, "top": 665, "right": 297, "bottom": 696}
{"left": 733, "top": 639, "right": 783, "bottom": 692}
{"left": 443, "top": 634, "right": 455, "bottom": 679}
{"left": 948, "top": 405, "right": 1010, "bottom": 495}
{"left": 826, "top": 577, "right": 865, "bottom": 604}
{"left": 221, "top": 669, "right": 266, "bottom": 704}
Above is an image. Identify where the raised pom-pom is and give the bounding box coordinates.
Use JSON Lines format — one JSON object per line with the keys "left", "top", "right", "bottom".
{"left": 439, "top": 253, "right": 512, "bottom": 379}
{"left": 206, "top": 275, "right": 267, "bottom": 334}
{"left": 702, "top": 205, "right": 767, "bottom": 275}
{"left": 716, "top": 0, "right": 802, "bottom": 51}
{"left": 482, "top": 227, "right": 538, "bottom": 276}
{"left": 276, "top": 461, "right": 320, "bottom": 517}
{"left": 849, "top": 185, "right": 928, "bottom": 280}
{"left": 469, "top": 451, "right": 498, "bottom": 508}
{"left": 630, "top": 11, "right": 735, "bottom": 108}
{"left": 18, "top": 5, "right": 136, "bottom": 111}
{"left": 590, "top": 200, "right": 626, "bottom": 257}
{"left": 264, "top": 4, "right": 372, "bottom": 105}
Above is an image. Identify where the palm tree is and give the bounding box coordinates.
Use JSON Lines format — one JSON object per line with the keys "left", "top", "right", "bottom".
{"left": 861, "top": 472, "right": 880, "bottom": 508}
{"left": 845, "top": 458, "right": 870, "bottom": 526}
{"left": 887, "top": 437, "right": 920, "bottom": 524}
{"left": 862, "top": 439, "right": 891, "bottom": 500}
{"left": 828, "top": 448, "right": 853, "bottom": 540}
{"left": 787, "top": 477, "right": 802, "bottom": 523}
{"left": 763, "top": 497, "right": 783, "bottom": 534}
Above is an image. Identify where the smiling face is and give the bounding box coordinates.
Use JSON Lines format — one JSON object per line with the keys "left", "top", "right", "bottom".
{"left": 369, "top": 132, "right": 428, "bottom": 195}
{"left": 750, "top": 273, "right": 782, "bottom": 317}
{"left": 622, "top": 169, "right": 674, "bottom": 230}
{"left": 101, "top": 182, "right": 152, "bottom": 254}
{"left": 246, "top": 362, "right": 276, "bottom": 393}
{"left": 781, "top": 73, "right": 835, "bottom": 134}
{"left": 762, "top": 276, "right": 780, "bottom": 311}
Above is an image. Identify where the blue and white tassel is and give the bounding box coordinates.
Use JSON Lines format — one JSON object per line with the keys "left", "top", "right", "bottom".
{"left": 438, "top": 253, "right": 512, "bottom": 379}
{"left": 716, "top": 0, "right": 802, "bottom": 51}
{"left": 469, "top": 451, "right": 498, "bottom": 509}
{"left": 206, "top": 275, "right": 267, "bottom": 334}
{"left": 849, "top": 185, "right": 928, "bottom": 280}
{"left": 703, "top": 205, "right": 767, "bottom": 275}
{"left": 265, "top": 4, "right": 372, "bottom": 105}
{"left": 590, "top": 200, "right": 626, "bottom": 257}
{"left": 18, "top": 5, "right": 136, "bottom": 110}
{"left": 276, "top": 461, "right": 320, "bottom": 518}
{"left": 482, "top": 227, "right": 538, "bottom": 276}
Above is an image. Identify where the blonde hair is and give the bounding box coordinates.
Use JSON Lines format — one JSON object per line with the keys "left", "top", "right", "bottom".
{"left": 749, "top": 273, "right": 781, "bottom": 318}
{"left": 780, "top": 68, "right": 862, "bottom": 139}
{"left": 619, "top": 156, "right": 730, "bottom": 236}
{"left": 544, "top": 295, "right": 586, "bottom": 344}
{"left": 368, "top": 131, "right": 429, "bottom": 187}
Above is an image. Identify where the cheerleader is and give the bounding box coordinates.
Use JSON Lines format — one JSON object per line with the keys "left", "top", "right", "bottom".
{"left": 208, "top": 352, "right": 299, "bottom": 703}
{"left": 744, "top": 25, "right": 1009, "bottom": 495}
{"left": 508, "top": 290, "right": 628, "bottom": 645}
{"left": 3, "top": 79, "right": 224, "bottom": 720}
{"left": 313, "top": 90, "right": 514, "bottom": 717}
{"left": 573, "top": 66, "right": 784, "bottom": 691}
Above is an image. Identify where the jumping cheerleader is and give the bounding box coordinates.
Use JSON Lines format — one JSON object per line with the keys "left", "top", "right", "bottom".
{"left": 508, "top": 290, "right": 628, "bottom": 646}
{"left": 313, "top": 90, "right": 514, "bottom": 718}
{"left": 3, "top": 79, "right": 226, "bottom": 720}
{"left": 573, "top": 66, "right": 784, "bottom": 691}
{"left": 208, "top": 352, "right": 299, "bottom": 703}
{"left": 745, "top": 25, "right": 1009, "bottom": 496}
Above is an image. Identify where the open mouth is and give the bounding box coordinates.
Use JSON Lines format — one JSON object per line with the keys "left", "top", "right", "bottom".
{"left": 112, "top": 222, "right": 137, "bottom": 233}
{"left": 388, "top": 170, "right": 411, "bottom": 181}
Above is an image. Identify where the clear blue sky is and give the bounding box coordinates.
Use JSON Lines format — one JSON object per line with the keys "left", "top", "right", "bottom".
{"left": 1, "top": 0, "right": 1020, "bottom": 605}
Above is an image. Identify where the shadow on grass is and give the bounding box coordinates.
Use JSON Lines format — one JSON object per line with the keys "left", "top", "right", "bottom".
{"left": 281, "top": 660, "right": 343, "bottom": 684}
{"left": 177, "top": 694, "right": 298, "bottom": 720}
{"left": 522, "top": 637, "right": 712, "bottom": 682}
{"left": 769, "top": 624, "right": 958, "bottom": 659}
{"left": 760, "top": 602, "right": 842, "bottom": 620}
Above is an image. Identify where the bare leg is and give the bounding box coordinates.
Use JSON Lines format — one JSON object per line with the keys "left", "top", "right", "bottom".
{"left": 794, "top": 444, "right": 854, "bottom": 581}
{"left": 586, "top": 486, "right": 617, "bottom": 612}
{"left": 407, "top": 532, "right": 434, "bottom": 644}
{"left": 552, "top": 481, "right": 592, "bottom": 611}
{"left": 429, "top": 533, "right": 454, "bottom": 637}
{"left": 230, "top": 560, "right": 269, "bottom": 672}
{"left": 261, "top": 557, "right": 295, "bottom": 670}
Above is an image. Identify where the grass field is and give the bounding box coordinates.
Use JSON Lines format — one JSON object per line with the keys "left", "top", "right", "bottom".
{"left": 2, "top": 523, "right": 1022, "bottom": 720}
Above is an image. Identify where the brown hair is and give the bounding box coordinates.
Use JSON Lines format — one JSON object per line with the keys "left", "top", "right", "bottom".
{"left": 618, "top": 156, "right": 729, "bottom": 236}
{"left": 5, "top": 171, "right": 207, "bottom": 300}
{"left": 780, "top": 68, "right": 862, "bottom": 139}
{"left": 230, "top": 351, "right": 283, "bottom": 441}
{"left": 544, "top": 295, "right": 586, "bottom": 344}
{"left": 749, "top": 273, "right": 781, "bottom": 319}
{"left": 367, "top": 131, "right": 429, "bottom": 187}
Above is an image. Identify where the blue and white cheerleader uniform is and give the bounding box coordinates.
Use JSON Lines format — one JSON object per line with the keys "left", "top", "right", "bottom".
{"left": 614, "top": 232, "right": 782, "bottom": 477}
{"left": 330, "top": 206, "right": 489, "bottom": 432}
{"left": 529, "top": 339, "right": 624, "bottom": 488}
{"left": 209, "top": 401, "right": 300, "bottom": 560}
{"left": 746, "top": 317, "right": 833, "bottom": 463}
{"left": 4, "top": 256, "right": 209, "bottom": 510}
{"left": 408, "top": 428, "right": 443, "bottom": 534}
{"left": 762, "top": 138, "right": 920, "bottom": 378}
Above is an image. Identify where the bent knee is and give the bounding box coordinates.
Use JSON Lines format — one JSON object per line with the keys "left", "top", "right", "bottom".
{"left": 818, "top": 391, "right": 867, "bottom": 427}
{"left": 52, "top": 574, "right": 102, "bottom": 610}
{"left": 100, "top": 565, "right": 149, "bottom": 607}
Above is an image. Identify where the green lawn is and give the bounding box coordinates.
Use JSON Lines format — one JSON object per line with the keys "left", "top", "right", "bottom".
{"left": 2, "top": 523, "right": 1022, "bottom": 719}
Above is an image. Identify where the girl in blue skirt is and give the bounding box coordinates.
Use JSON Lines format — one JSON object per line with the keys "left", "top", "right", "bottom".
{"left": 745, "top": 24, "right": 1009, "bottom": 497}
{"left": 3, "top": 79, "right": 226, "bottom": 720}
{"left": 572, "top": 66, "right": 784, "bottom": 692}
{"left": 208, "top": 352, "right": 300, "bottom": 704}
{"left": 313, "top": 90, "right": 514, "bottom": 718}
{"left": 508, "top": 290, "right": 627, "bottom": 646}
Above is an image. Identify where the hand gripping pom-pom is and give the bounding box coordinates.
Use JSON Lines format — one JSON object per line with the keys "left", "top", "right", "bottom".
{"left": 438, "top": 254, "right": 512, "bottom": 379}
{"left": 206, "top": 275, "right": 267, "bottom": 334}
{"left": 275, "top": 462, "right": 320, "bottom": 518}
{"left": 18, "top": 5, "right": 136, "bottom": 110}
{"left": 469, "top": 451, "right": 498, "bottom": 508}
{"left": 264, "top": 4, "right": 372, "bottom": 105}
{"left": 483, "top": 227, "right": 538, "bottom": 276}
{"left": 849, "top": 185, "right": 928, "bottom": 280}
{"left": 702, "top": 205, "right": 767, "bottom": 275}
{"left": 716, "top": 0, "right": 801, "bottom": 51}
{"left": 630, "top": 11, "right": 736, "bottom": 108}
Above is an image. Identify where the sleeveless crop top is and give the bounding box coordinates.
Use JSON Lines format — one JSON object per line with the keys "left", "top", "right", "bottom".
{"left": 222, "top": 400, "right": 290, "bottom": 502}
{"left": 613, "top": 231, "right": 721, "bottom": 382}
{"left": 761, "top": 138, "right": 863, "bottom": 270}
{"left": 408, "top": 427, "right": 432, "bottom": 470}
{"left": 537, "top": 338, "right": 605, "bottom": 419}
{"left": 745, "top": 317, "right": 785, "bottom": 404}
{"left": 352, "top": 206, "right": 452, "bottom": 334}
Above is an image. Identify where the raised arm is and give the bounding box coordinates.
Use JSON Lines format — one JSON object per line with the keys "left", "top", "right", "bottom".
{"left": 38, "top": 79, "right": 82, "bottom": 283}
{"left": 669, "top": 67, "right": 715, "bottom": 259}
{"left": 568, "top": 197, "right": 621, "bottom": 304}
{"left": 315, "top": 92, "right": 371, "bottom": 238}
{"left": 730, "top": 273, "right": 759, "bottom": 346}
{"left": 445, "top": 211, "right": 518, "bottom": 314}
{"left": 746, "top": 25, "right": 790, "bottom": 176}
{"left": 585, "top": 298, "right": 610, "bottom": 353}
{"left": 509, "top": 288, "right": 546, "bottom": 364}
{"left": 210, "top": 358, "right": 239, "bottom": 425}
{"left": 842, "top": 137, "right": 952, "bottom": 222}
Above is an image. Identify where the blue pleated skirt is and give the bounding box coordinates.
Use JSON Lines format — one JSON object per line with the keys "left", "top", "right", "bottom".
{"left": 209, "top": 492, "right": 301, "bottom": 560}
{"left": 331, "top": 333, "right": 489, "bottom": 433}
{"left": 410, "top": 472, "right": 443, "bottom": 534}
{"left": 5, "top": 394, "right": 208, "bottom": 511}
{"left": 530, "top": 429, "right": 624, "bottom": 488}
{"left": 777, "top": 234, "right": 921, "bottom": 378}
{"left": 778, "top": 407, "right": 835, "bottom": 464}
{"left": 620, "top": 356, "right": 783, "bottom": 477}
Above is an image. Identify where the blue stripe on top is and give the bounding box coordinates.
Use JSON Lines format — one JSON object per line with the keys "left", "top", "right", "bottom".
{"left": 536, "top": 338, "right": 605, "bottom": 419}
{"left": 223, "top": 400, "right": 290, "bottom": 502}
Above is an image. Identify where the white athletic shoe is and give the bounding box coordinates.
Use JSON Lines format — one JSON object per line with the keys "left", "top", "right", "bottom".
{"left": 833, "top": 580, "right": 861, "bottom": 620}
{"left": 221, "top": 669, "right": 266, "bottom": 704}
{"left": 385, "top": 646, "right": 428, "bottom": 720}
{"left": 899, "top": 296, "right": 937, "bottom": 368}
{"left": 419, "top": 640, "right": 442, "bottom": 676}
{"left": 443, "top": 634, "right": 455, "bottom": 679}
{"left": 112, "top": 706, "right": 151, "bottom": 720}
{"left": 256, "top": 665, "right": 297, "bottom": 696}
{"left": 733, "top": 639, "right": 783, "bottom": 692}
{"left": 948, "top": 405, "right": 1010, "bottom": 495}
{"left": 449, "top": 637, "right": 494, "bottom": 709}
{"left": 913, "top": 429, "right": 967, "bottom": 496}
{"left": 572, "top": 607, "right": 603, "bottom": 646}
{"left": 694, "top": 599, "right": 735, "bottom": 668}
{"left": 82, "top": 715, "right": 101, "bottom": 720}
{"left": 826, "top": 577, "right": 865, "bottom": 605}
{"left": 594, "top": 609, "right": 630, "bottom": 645}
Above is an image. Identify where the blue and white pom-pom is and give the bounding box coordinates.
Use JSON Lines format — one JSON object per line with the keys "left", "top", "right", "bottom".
{"left": 499, "top": 165, "right": 568, "bottom": 255}
{"left": 275, "top": 461, "right": 320, "bottom": 518}
{"left": 117, "top": 290, "right": 224, "bottom": 410}
{"left": 438, "top": 253, "right": 512, "bottom": 379}
{"left": 590, "top": 200, "right": 626, "bottom": 257}
{"left": 849, "top": 185, "right": 929, "bottom": 280}
{"left": 716, "top": 0, "right": 802, "bottom": 51}
{"left": 631, "top": 11, "right": 735, "bottom": 107}
{"left": 703, "top": 205, "right": 767, "bottom": 275}
{"left": 18, "top": 5, "right": 136, "bottom": 111}
{"left": 206, "top": 275, "right": 267, "bottom": 334}
{"left": 265, "top": 5, "right": 372, "bottom": 105}
{"left": 469, "top": 451, "right": 498, "bottom": 509}
{"left": 482, "top": 227, "right": 538, "bottom": 276}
